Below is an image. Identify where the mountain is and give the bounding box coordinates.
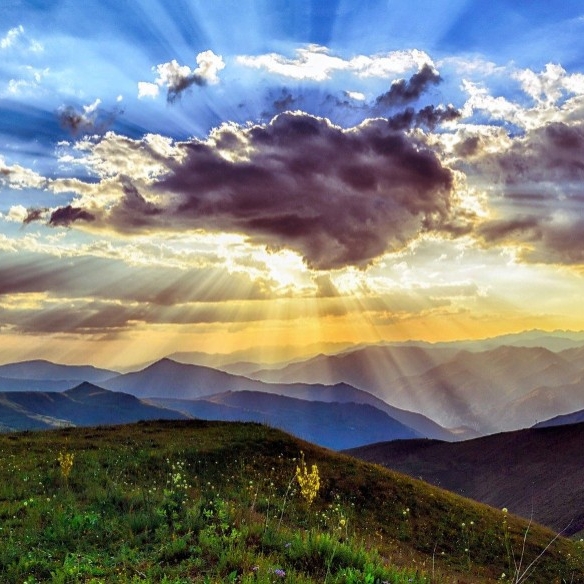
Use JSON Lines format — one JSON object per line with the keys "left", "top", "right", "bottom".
{"left": 102, "top": 358, "right": 455, "bottom": 440}
{"left": 508, "top": 375, "right": 584, "bottom": 428}
{"left": 0, "top": 382, "right": 189, "bottom": 431}
{"left": 101, "top": 358, "right": 251, "bottom": 398}
{"left": 534, "top": 409, "right": 584, "bottom": 428}
{"left": 0, "top": 377, "right": 79, "bottom": 393}
{"left": 0, "top": 359, "right": 117, "bottom": 382}
{"left": 250, "top": 345, "right": 458, "bottom": 386}
{"left": 252, "top": 345, "right": 584, "bottom": 433}
{"left": 346, "top": 422, "right": 584, "bottom": 536}
{"left": 150, "top": 390, "right": 420, "bottom": 450}
{"left": 380, "top": 345, "right": 581, "bottom": 432}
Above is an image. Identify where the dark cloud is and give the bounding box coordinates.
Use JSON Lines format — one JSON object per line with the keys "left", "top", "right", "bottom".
{"left": 387, "top": 105, "right": 461, "bottom": 131}
{"left": 375, "top": 64, "right": 441, "bottom": 109}
{"left": 35, "top": 113, "right": 468, "bottom": 269}
{"left": 476, "top": 121, "right": 584, "bottom": 264}
{"left": 154, "top": 113, "right": 461, "bottom": 269}
{"left": 57, "top": 103, "right": 122, "bottom": 136}
{"left": 273, "top": 89, "right": 297, "bottom": 112}
{"left": 23, "top": 207, "right": 47, "bottom": 224}
{"left": 48, "top": 205, "right": 95, "bottom": 226}
{"left": 167, "top": 73, "right": 206, "bottom": 103}
{"left": 454, "top": 135, "right": 481, "bottom": 158}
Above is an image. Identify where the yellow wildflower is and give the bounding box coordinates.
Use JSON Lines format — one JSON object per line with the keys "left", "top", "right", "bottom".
{"left": 295, "top": 451, "right": 320, "bottom": 505}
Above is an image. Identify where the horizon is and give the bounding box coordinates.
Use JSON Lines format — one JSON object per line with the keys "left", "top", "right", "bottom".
{"left": 1, "top": 327, "right": 584, "bottom": 370}
{"left": 3, "top": 2, "right": 584, "bottom": 369}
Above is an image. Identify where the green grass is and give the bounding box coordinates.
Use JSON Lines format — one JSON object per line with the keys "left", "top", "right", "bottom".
{"left": 0, "top": 419, "right": 582, "bottom": 583}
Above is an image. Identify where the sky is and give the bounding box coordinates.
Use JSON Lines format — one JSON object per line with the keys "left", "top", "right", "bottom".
{"left": 2, "top": 0, "right": 584, "bottom": 368}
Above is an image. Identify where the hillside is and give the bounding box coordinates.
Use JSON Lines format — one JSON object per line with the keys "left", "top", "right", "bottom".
{"left": 0, "top": 420, "right": 582, "bottom": 583}
{"left": 346, "top": 422, "right": 584, "bottom": 536}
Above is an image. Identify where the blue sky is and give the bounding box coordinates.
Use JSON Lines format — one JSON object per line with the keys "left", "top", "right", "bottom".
{"left": 2, "top": 1, "right": 584, "bottom": 367}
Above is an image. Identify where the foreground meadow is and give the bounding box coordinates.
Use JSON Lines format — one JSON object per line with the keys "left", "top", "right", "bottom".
{"left": 0, "top": 420, "right": 582, "bottom": 583}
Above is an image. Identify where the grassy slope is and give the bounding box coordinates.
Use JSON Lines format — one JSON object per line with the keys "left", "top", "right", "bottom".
{"left": 345, "top": 423, "right": 584, "bottom": 536}
{"left": 0, "top": 420, "right": 582, "bottom": 583}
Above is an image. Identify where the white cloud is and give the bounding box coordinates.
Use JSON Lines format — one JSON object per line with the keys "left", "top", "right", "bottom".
{"left": 138, "top": 81, "right": 159, "bottom": 99}
{"left": 236, "top": 45, "right": 433, "bottom": 81}
{"left": 0, "top": 25, "right": 24, "bottom": 49}
{"left": 515, "top": 63, "right": 568, "bottom": 105}
{"left": 0, "top": 25, "right": 42, "bottom": 52}
{"left": 345, "top": 91, "right": 366, "bottom": 101}
{"left": 5, "top": 205, "right": 28, "bottom": 223}
{"left": 193, "top": 49, "right": 225, "bottom": 85}
{"left": 461, "top": 80, "right": 520, "bottom": 122}
{"left": 0, "top": 157, "right": 47, "bottom": 190}
{"left": 139, "top": 50, "right": 225, "bottom": 100}
{"left": 2, "top": 66, "right": 49, "bottom": 97}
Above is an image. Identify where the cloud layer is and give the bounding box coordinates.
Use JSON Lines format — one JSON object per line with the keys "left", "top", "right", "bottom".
{"left": 36, "top": 113, "right": 467, "bottom": 269}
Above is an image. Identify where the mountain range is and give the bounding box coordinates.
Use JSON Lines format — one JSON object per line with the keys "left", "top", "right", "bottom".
{"left": 0, "top": 359, "right": 445, "bottom": 447}
{"left": 248, "top": 342, "right": 584, "bottom": 433}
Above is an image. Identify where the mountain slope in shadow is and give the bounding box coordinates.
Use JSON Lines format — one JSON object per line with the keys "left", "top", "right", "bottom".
{"left": 346, "top": 422, "right": 584, "bottom": 536}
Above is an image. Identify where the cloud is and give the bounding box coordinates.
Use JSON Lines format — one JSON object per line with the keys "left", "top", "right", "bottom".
{"left": 57, "top": 99, "right": 122, "bottom": 136}
{"left": 48, "top": 205, "right": 95, "bottom": 227}
{"left": 33, "top": 113, "right": 470, "bottom": 270}
{"left": 387, "top": 105, "right": 461, "bottom": 131}
{"left": 138, "top": 82, "right": 159, "bottom": 99}
{"left": 141, "top": 50, "right": 225, "bottom": 102}
{"left": 0, "top": 157, "right": 47, "bottom": 190}
{"left": 375, "top": 64, "right": 441, "bottom": 108}
{"left": 0, "top": 25, "right": 42, "bottom": 52}
{"left": 475, "top": 121, "right": 584, "bottom": 264}
{"left": 237, "top": 45, "right": 433, "bottom": 81}
{"left": 514, "top": 63, "right": 584, "bottom": 106}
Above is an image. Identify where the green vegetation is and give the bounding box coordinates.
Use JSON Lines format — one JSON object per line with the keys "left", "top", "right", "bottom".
{"left": 0, "top": 419, "right": 582, "bottom": 583}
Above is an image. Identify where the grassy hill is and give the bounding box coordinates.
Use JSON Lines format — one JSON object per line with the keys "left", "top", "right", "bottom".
{"left": 0, "top": 420, "right": 583, "bottom": 583}
{"left": 345, "top": 422, "right": 584, "bottom": 537}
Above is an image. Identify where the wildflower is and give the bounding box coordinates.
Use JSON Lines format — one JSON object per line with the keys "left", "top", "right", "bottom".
{"left": 295, "top": 451, "right": 320, "bottom": 505}
{"left": 57, "top": 451, "right": 74, "bottom": 480}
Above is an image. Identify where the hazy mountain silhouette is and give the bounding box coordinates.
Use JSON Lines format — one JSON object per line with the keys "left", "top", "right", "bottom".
{"left": 252, "top": 345, "right": 584, "bottom": 433}
{"left": 102, "top": 358, "right": 455, "bottom": 439}
{"left": 0, "top": 382, "right": 188, "bottom": 431}
{"left": 0, "top": 360, "right": 117, "bottom": 382}
{"left": 150, "top": 390, "right": 420, "bottom": 450}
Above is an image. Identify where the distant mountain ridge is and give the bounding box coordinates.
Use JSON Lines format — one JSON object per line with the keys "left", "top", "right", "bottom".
{"left": 4, "top": 328, "right": 584, "bottom": 440}
{"left": 150, "top": 390, "right": 420, "bottom": 450}
{"left": 0, "top": 360, "right": 117, "bottom": 382}
{"left": 250, "top": 343, "right": 584, "bottom": 433}
{"left": 101, "top": 358, "right": 455, "bottom": 440}
{"left": 0, "top": 382, "right": 188, "bottom": 431}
